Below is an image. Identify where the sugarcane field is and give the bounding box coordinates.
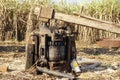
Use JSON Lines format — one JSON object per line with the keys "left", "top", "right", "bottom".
{"left": 0, "top": 0, "right": 120, "bottom": 80}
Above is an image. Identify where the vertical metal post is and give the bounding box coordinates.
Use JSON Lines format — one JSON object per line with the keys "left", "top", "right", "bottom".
{"left": 67, "top": 37, "right": 72, "bottom": 72}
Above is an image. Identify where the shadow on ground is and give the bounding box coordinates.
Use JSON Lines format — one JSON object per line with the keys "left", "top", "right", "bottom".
{"left": 78, "top": 48, "right": 120, "bottom": 55}
{"left": 0, "top": 46, "right": 25, "bottom": 52}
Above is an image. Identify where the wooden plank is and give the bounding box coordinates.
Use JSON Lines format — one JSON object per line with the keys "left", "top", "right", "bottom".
{"left": 54, "top": 13, "right": 120, "bottom": 34}
{"left": 0, "top": 65, "right": 8, "bottom": 73}
{"left": 40, "top": 7, "right": 54, "bottom": 19}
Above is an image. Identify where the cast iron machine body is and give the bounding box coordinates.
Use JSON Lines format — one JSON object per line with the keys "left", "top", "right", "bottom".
{"left": 25, "top": 7, "right": 78, "bottom": 73}
{"left": 25, "top": 6, "right": 120, "bottom": 78}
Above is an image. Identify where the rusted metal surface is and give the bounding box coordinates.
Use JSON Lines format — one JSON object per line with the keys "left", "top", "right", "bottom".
{"left": 33, "top": 35, "right": 39, "bottom": 62}
{"left": 26, "top": 21, "right": 78, "bottom": 73}
{"left": 67, "top": 37, "right": 72, "bottom": 72}
{"left": 49, "top": 46, "right": 65, "bottom": 61}
{"left": 25, "top": 43, "right": 35, "bottom": 69}
{"left": 48, "top": 61, "right": 66, "bottom": 71}
{"left": 97, "top": 38, "right": 120, "bottom": 49}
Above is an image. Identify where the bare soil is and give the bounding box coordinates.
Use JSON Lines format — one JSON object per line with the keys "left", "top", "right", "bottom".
{"left": 0, "top": 45, "right": 120, "bottom": 80}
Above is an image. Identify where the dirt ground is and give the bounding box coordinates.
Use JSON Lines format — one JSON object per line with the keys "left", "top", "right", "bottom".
{"left": 0, "top": 45, "right": 120, "bottom": 80}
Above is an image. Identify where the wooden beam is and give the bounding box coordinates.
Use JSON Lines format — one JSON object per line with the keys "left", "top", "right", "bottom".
{"left": 54, "top": 13, "right": 120, "bottom": 34}
{"left": 37, "top": 66, "right": 75, "bottom": 79}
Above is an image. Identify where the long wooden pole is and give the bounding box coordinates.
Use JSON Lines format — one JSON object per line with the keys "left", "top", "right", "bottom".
{"left": 37, "top": 66, "right": 75, "bottom": 79}
{"left": 54, "top": 13, "right": 120, "bottom": 34}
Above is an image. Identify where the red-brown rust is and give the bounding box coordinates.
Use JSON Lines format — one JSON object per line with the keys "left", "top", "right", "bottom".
{"left": 48, "top": 61, "right": 67, "bottom": 71}
{"left": 97, "top": 38, "right": 120, "bottom": 49}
